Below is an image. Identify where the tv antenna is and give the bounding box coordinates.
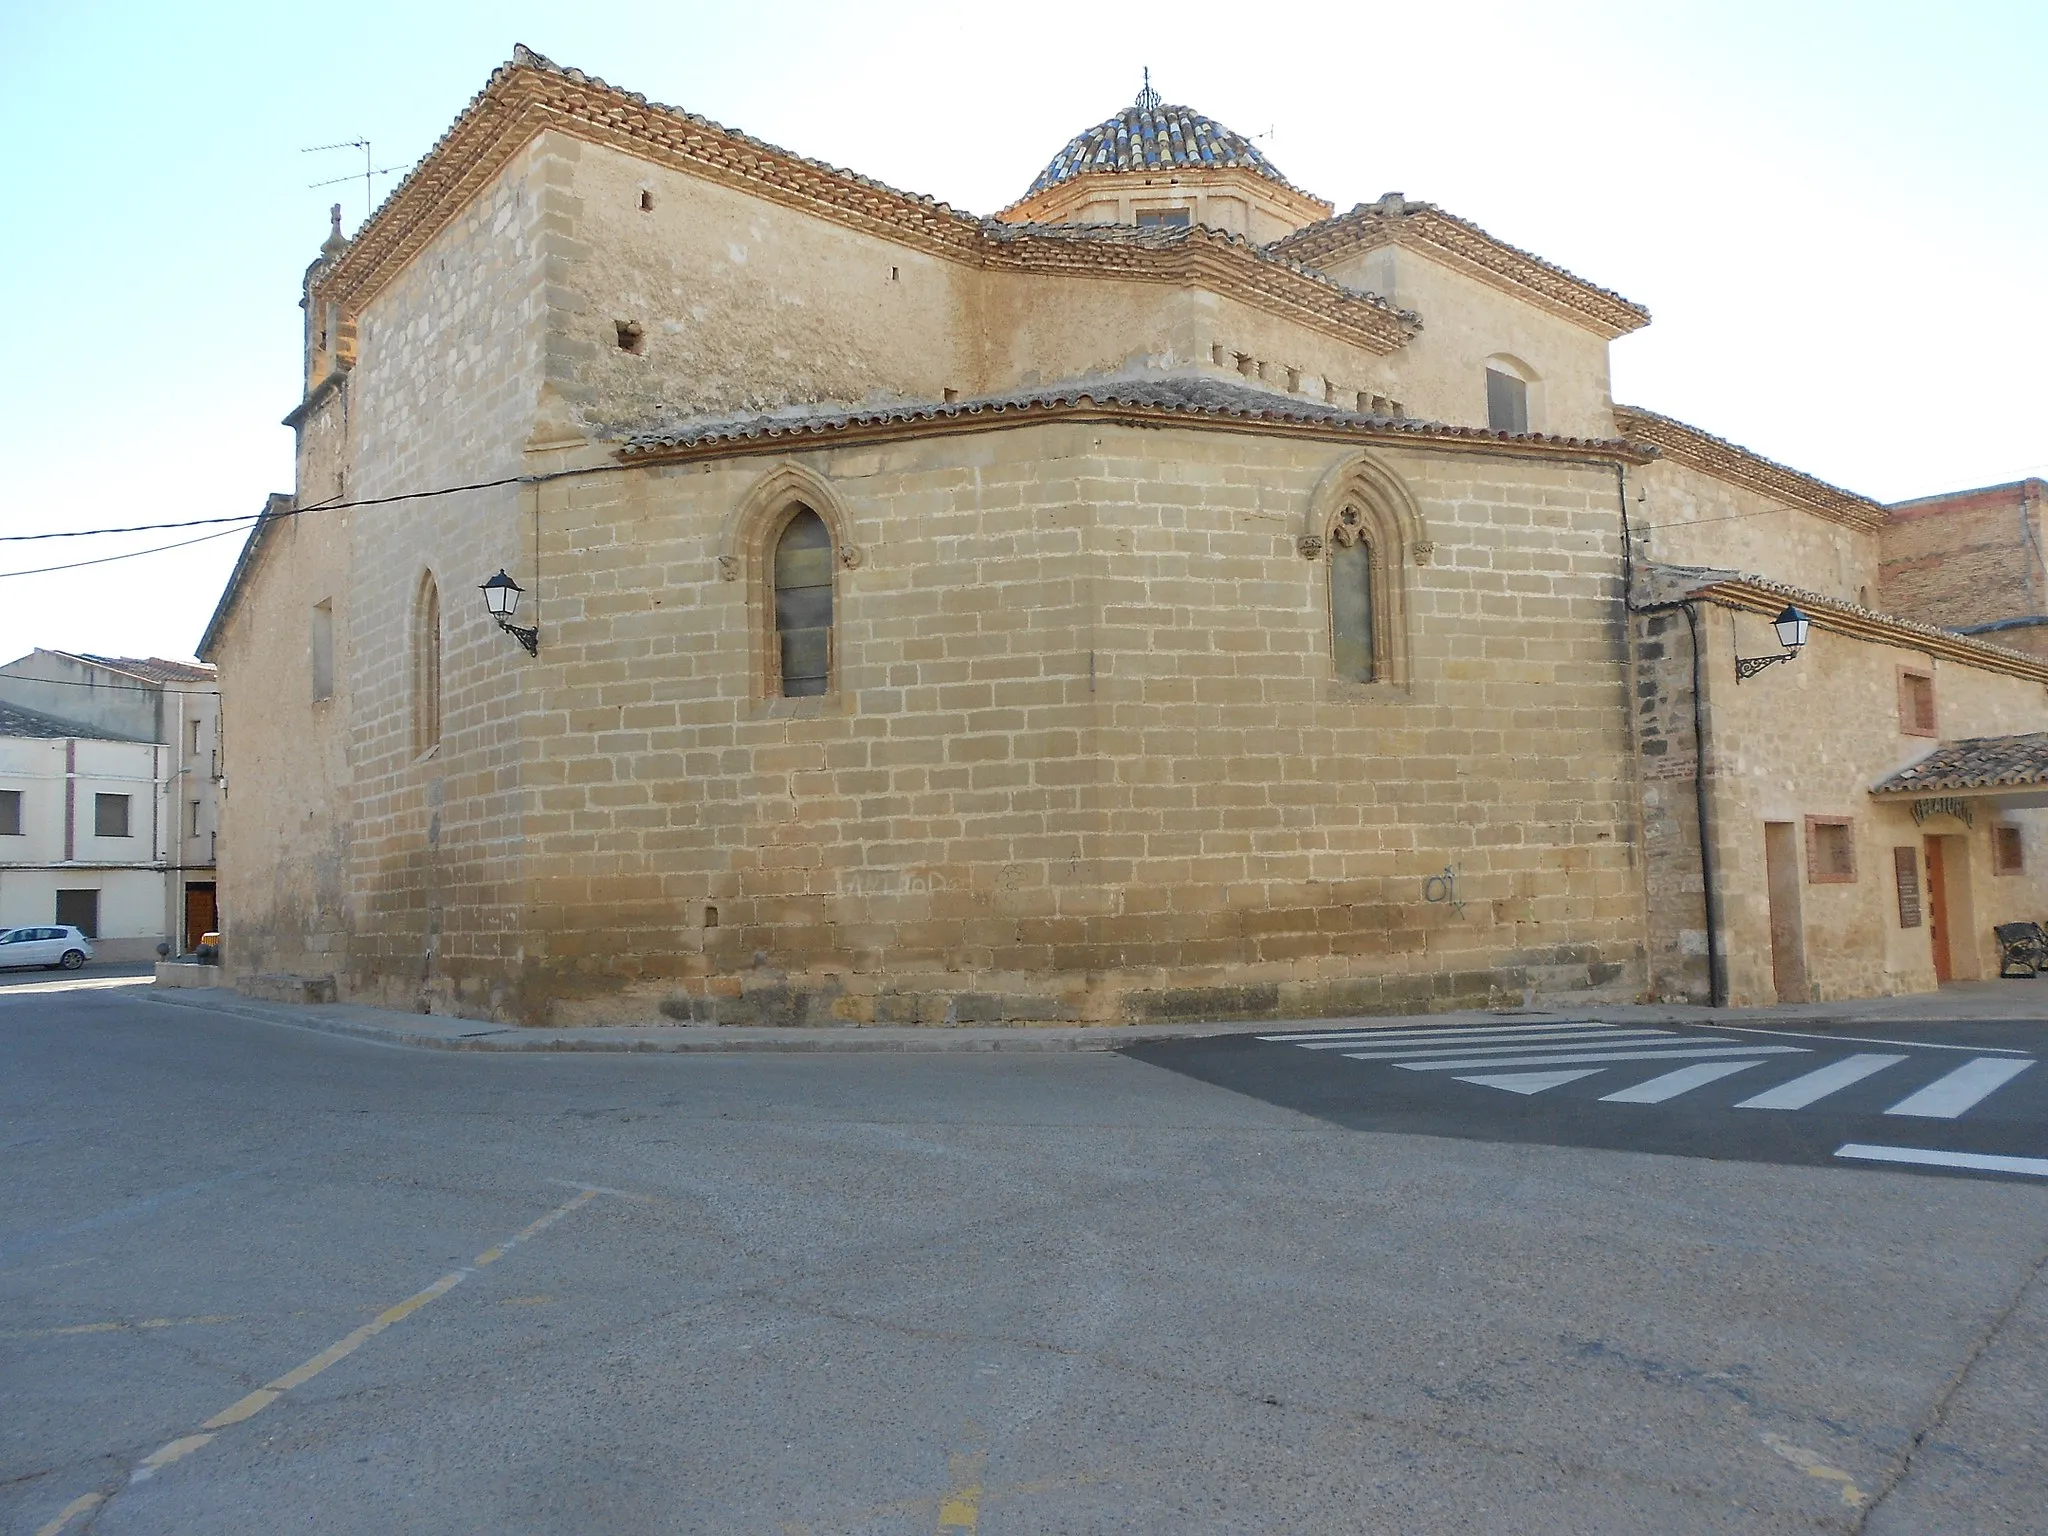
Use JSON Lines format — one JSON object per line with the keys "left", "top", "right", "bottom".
{"left": 303, "top": 138, "right": 410, "bottom": 221}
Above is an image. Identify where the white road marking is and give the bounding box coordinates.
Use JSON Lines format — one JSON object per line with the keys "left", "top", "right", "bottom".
{"left": 1712, "top": 1024, "right": 2032, "bottom": 1055}
{"left": 1336, "top": 1035, "right": 1727, "bottom": 1062}
{"left": 1390, "top": 1045, "right": 1808, "bottom": 1072}
{"left": 1599, "top": 1059, "right": 1766, "bottom": 1104}
{"left": 1734, "top": 1055, "right": 1907, "bottom": 1111}
{"left": 1283, "top": 1027, "right": 1673, "bottom": 1052}
{"left": 1836, "top": 1143, "right": 2048, "bottom": 1178}
{"left": 1884, "top": 1056, "right": 2035, "bottom": 1119}
{"left": 1451, "top": 1069, "right": 1605, "bottom": 1095}
{"left": 1257, "top": 1023, "right": 1608, "bottom": 1044}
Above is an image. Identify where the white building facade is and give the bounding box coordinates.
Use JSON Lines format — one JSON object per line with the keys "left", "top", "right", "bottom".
{"left": 0, "top": 654, "right": 222, "bottom": 959}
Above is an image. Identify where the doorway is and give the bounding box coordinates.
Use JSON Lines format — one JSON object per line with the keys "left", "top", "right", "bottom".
{"left": 1921, "top": 835, "right": 1979, "bottom": 982}
{"left": 1763, "top": 822, "right": 1808, "bottom": 1003}
{"left": 184, "top": 883, "right": 217, "bottom": 951}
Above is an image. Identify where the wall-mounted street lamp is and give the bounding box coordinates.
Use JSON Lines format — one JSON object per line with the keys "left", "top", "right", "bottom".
{"left": 481, "top": 569, "right": 538, "bottom": 657}
{"left": 1734, "top": 604, "right": 1811, "bottom": 682}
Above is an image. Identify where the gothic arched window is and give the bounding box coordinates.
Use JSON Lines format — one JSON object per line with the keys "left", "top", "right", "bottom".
{"left": 413, "top": 572, "right": 443, "bottom": 753}
{"left": 772, "top": 508, "right": 834, "bottom": 697}
{"left": 1330, "top": 520, "right": 1377, "bottom": 683}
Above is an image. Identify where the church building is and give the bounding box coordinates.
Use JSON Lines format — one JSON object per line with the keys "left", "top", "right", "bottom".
{"left": 200, "top": 49, "right": 2048, "bottom": 1024}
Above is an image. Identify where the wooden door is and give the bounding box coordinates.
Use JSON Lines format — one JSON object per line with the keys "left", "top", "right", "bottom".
{"left": 183, "top": 883, "right": 217, "bottom": 950}
{"left": 1764, "top": 822, "right": 1808, "bottom": 1003}
{"left": 1925, "top": 836, "right": 1952, "bottom": 982}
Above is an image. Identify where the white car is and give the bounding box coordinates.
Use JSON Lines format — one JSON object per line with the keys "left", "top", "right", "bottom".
{"left": 0, "top": 926, "right": 94, "bottom": 971}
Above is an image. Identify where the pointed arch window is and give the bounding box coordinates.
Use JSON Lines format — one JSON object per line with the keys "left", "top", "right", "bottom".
{"left": 1330, "top": 514, "right": 1378, "bottom": 683}
{"left": 772, "top": 508, "right": 834, "bottom": 697}
{"left": 413, "top": 573, "right": 442, "bottom": 754}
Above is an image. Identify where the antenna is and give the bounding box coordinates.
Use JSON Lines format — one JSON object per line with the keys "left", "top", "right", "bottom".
{"left": 302, "top": 138, "right": 411, "bottom": 221}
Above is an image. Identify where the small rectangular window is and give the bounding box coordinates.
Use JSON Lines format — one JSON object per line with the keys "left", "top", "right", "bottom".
{"left": 1485, "top": 368, "right": 1529, "bottom": 433}
{"left": 1805, "top": 816, "right": 1856, "bottom": 883}
{"left": 1898, "top": 669, "right": 1936, "bottom": 736}
{"left": 94, "top": 793, "right": 131, "bottom": 839}
{"left": 189, "top": 718, "right": 202, "bottom": 753}
{"left": 189, "top": 799, "right": 203, "bottom": 838}
{"left": 0, "top": 788, "right": 20, "bottom": 836}
{"left": 312, "top": 599, "right": 335, "bottom": 702}
{"left": 1135, "top": 208, "right": 1190, "bottom": 227}
{"left": 1994, "top": 824, "right": 2025, "bottom": 875}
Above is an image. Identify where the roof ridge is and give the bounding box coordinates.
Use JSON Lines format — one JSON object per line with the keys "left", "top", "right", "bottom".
{"left": 1615, "top": 405, "right": 1884, "bottom": 529}
{"left": 1272, "top": 196, "right": 1648, "bottom": 338}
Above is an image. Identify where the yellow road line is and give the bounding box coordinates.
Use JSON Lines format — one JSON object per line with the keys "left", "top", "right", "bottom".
{"left": 32, "top": 1186, "right": 602, "bottom": 1534}
{"left": 32, "top": 1493, "right": 103, "bottom": 1536}
{"left": 1761, "top": 1430, "right": 1867, "bottom": 1507}
{"left": 936, "top": 1448, "right": 986, "bottom": 1534}
{"left": 9, "top": 1313, "right": 241, "bottom": 1340}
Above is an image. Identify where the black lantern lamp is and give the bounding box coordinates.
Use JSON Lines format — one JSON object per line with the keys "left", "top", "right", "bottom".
{"left": 481, "top": 569, "right": 538, "bottom": 657}
{"left": 1735, "top": 603, "right": 1811, "bottom": 682}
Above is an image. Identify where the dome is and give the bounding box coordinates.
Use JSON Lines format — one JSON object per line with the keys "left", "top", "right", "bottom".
{"left": 1026, "top": 82, "right": 1294, "bottom": 198}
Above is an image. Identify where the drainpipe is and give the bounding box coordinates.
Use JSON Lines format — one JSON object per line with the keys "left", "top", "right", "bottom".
{"left": 1617, "top": 465, "right": 1724, "bottom": 1007}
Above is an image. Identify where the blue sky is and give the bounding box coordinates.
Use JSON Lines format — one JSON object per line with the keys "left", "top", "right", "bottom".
{"left": 1, "top": 0, "right": 2042, "bottom": 665}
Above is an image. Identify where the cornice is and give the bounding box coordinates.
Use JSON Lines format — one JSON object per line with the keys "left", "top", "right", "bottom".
{"left": 1274, "top": 199, "right": 1650, "bottom": 339}
{"left": 1689, "top": 571, "right": 2048, "bottom": 684}
{"left": 1616, "top": 406, "right": 1886, "bottom": 532}
{"left": 311, "top": 49, "right": 1414, "bottom": 358}
{"left": 996, "top": 165, "right": 1335, "bottom": 227}
{"left": 980, "top": 224, "right": 1413, "bottom": 353}
{"left": 610, "top": 381, "right": 1654, "bottom": 470}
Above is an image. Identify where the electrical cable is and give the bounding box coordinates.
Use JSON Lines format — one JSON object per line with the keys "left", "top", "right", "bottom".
{"left": 0, "top": 524, "right": 256, "bottom": 581}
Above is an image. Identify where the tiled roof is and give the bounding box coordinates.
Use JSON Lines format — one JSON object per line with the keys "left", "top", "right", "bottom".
{"left": 612, "top": 376, "right": 1644, "bottom": 462}
{"left": 1026, "top": 91, "right": 1296, "bottom": 196}
{"left": 70, "top": 654, "right": 217, "bottom": 686}
{"left": 1615, "top": 407, "right": 1886, "bottom": 531}
{"left": 0, "top": 701, "right": 127, "bottom": 741}
{"left": 1872, "top": 734, "right": 2048, "bottom": 796}
{"left": 1273, "top": 195, "right": 1649, "bottom": 339}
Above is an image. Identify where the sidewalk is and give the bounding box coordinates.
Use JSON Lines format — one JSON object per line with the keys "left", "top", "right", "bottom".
{"left": 140, "top": 980, "right": 2048, "bottom": 1055}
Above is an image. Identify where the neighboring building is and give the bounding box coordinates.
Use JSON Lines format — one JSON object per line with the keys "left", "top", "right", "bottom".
{"left": 0, "top": 653, "right": 221, "bottom": 956}
{"left": 200, "top": 50, "right": 2048, "bottom": 1023}
{"left": 1881, "top": 478, "right": 2048, "bottom": 657}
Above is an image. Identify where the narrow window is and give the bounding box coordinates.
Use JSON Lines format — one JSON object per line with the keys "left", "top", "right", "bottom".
{"left": 1136, "top": 208, "right": 1190, "bottom": 227}
{"left": 773, "top": 509, "right": 834, "bottom": 697}
{"left": 94, "top": 793, "right": 131, "bottom": 838}
{"left": 1805, "top": 816, "right": 1857, "bottom": 883}
{"left": 1994, "top": 824, "right": 2025, "bottom": 875}
{"left": 1485, "top": 367, "right": 1529, "bottom": 433}
{"left": 0, "top": 789, "right": 21, "bottom": 836}
{"left": 1330, "top": 524, "right": 1377, "bottom": 683}
{"left": 1899, "top": 670, "right": 1936, "bottom": 736}
{"left": 638, "top": 190, "right": 654, "bottom": 212}
{"left": 414, "top": 574, "right": 442, "bottom": 753}
{"left": 311, "top": 599, "right": 335, "bottom": 702}
{"left": 189, "top": 800, "right": 202, "bottom": 838}
{"left": 189, "top": 718, "right": 202, "bottom": 753}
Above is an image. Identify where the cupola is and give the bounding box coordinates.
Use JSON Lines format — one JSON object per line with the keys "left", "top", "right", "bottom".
{"left": 997, "top": 75, "right": 1332, "bottom": 242}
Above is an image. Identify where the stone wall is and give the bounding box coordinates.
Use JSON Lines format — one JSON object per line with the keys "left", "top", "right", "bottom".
{"left": 501, "top": 423, "right": 1645, "bottom": 1025}
{"left": 1630, "top": 458, "right": 1880, "bottom": 605}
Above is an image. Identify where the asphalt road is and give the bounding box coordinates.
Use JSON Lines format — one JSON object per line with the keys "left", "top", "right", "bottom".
{"left": 4, "top": 982, "right": 2046, "bottom": 1534}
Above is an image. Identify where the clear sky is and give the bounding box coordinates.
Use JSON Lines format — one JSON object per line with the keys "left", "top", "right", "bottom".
{"left": 2, "top": 0, "right": 2041, "bottom": 668}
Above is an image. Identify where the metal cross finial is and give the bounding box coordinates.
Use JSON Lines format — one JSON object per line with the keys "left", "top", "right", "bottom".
{"left": 1136, "top": 68, "right": 1161, "bottom": 112}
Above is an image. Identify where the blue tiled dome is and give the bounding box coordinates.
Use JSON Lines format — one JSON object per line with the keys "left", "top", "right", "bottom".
{"left": 1027, "top": 84, "right": 1293, "bottom": 197}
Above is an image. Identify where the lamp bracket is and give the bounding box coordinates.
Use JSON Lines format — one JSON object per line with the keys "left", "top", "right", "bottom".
{"left": 494, "top": 615, "right": 539, "bottom": 657}
{"left": 1734, "top": 651, "right": 1795, "bottom": 682}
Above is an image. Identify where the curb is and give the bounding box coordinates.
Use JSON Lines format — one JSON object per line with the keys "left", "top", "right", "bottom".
{"left": 137, "top": 985, "right": 2046, "bottom": 1057}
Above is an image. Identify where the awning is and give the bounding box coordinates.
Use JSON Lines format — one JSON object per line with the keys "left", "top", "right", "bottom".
{"left": 1871, "top": 732, "right": 2048, "bottom": 812}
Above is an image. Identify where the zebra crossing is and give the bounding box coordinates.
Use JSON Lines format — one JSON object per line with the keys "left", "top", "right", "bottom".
{"left": 1255, "top": 1020, "right": 2036, "bottom": 1122}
